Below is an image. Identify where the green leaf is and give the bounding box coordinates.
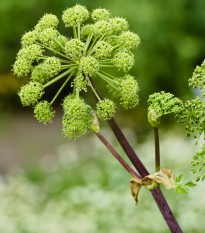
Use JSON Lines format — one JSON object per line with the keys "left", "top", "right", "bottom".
{"left": 176, "top": 174, "right": 183, "bottom": 183}
{"left": 176, "top": 186, "right": 187, "bottom": 194}
{"left": 185, "top": 181, "right": 197, "bottom": 187}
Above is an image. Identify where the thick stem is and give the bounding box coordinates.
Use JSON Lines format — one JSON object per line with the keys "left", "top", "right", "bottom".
{"left": 154, "top": 127, "right": 160, "bottom": 172}
{"left": 89, "top": 77, "right": 183, "bottom": 233}
{"left": 96, "top": 132, "right": 141, "bottom": 180}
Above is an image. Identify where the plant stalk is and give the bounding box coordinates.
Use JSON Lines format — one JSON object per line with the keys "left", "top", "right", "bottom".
{"left": 89, "top": 77, "right": 183, "bottom": 233}
{"left": 154, "top": 127, "right": 160, "bottom": 172}
{"left": 96, "top": 131, "right": 141, "bottom": 180}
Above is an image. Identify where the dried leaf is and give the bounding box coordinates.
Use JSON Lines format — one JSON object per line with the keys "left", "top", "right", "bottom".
{"left": 129, "top": 178, "right": 142, "bottom": 205}
{"left": 142, "top": 168, "right": 176, "bottom": 190}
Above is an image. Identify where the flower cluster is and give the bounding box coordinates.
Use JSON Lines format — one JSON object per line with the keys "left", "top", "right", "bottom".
{"left": 148, "top": 91, "right": 183, "bottom": 127}
{"left": 189, "top": 59, "right": 205, "bottom": 97}
{"left": 176, "top": 97, "right": 205, "bottom": 138}
{"left": 13, "top": 5, "right": 141, "bottom": 139}
{"left": 191, "top": 144, "right": 205, "bottom": 182}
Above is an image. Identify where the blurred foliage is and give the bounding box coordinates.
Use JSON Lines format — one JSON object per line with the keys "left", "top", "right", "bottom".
{"left": 0, "top": 129, "right": 205, "bottom": 232}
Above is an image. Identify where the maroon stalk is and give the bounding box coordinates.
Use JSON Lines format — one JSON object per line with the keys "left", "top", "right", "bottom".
{"left": 89, "top": 77, "right": 183, "bottom": 233}
{"left": 154, "top": 127, "right": 160, "bottom": 172}
{"left": 96, "top": 131, "right": 141, "bottom": 180}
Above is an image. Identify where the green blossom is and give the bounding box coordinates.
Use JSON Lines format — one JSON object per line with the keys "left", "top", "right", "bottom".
{"left": 38, "top": 28, "right": 58, "bottom": 46}
{"left": 118, "top": 31, "right": 140, "bottom": 50}
{"left": 62, "top": 95, "right": 92, "bottom": 140}
{"left": 189, "top": 60, "right": 205, "bottom": 91}
{"left": 34, "top": 101, "right": 55, "bottom": 124}
{"left": 93, "top": 20, "right": 113, "bottom": 37}
{"left": 176, "top": 97, "right": 205, "bottom": 138}
{"left": 21, "top": 31, "right": 38, "bottom": 47}
{"left": 49, "top": 35, "right": 68, "bottom": 52}
{"left": 93, "top": 41, "right": 113, "bottom": 59}
{"left": 17, "top": 44, "right": 43, "bottom": 62}
{"left": 119, "top": 75, "right": 139, "bottom": 109}
{"left": 13, "top": 44, "right": 43, "bottom": 77}
{"left": 18, "top": 81, "right": 44, "bottom": 106}
{"left": 13, "top": 58, "right": 32, "bottom": 77}
{"left": 62, "top": 5, "right": 89, "bottom": 28}
{"left": 148, "top": 91, "right": 183, "bottom": 119}
{"left": 92, "top": 8, "right": 110, "bottom": 21}
{"left": 13, "top": 5, "right": 142, "bottom": 139}
{"left": 31, "top": 64, "right": 47, "bottom": 83}
{"left": 80, "top": 56, "right": 99, "bottom": 76}
{"left": 65, "top": 39, "right": 85, "bottom": 58}
{"left": 113, "top": 50, "right": 134, "bottom": 72}
{"left": 35, "top": 13, "right": 59, "bottom": 31}
{"left": 96, "top": 99, "right": 116, "bottom": 120}
{"left": 109, "top": 17, "right": 129, "bottom": 34}
{"left": 31, "top": 57, "right": 61, "bottom": 83}
{"left": 42, "top": 57, "right": 62, "bottom": 78}
{"left": 148, "top": 92, "right": 183, "bottom": 127}
{"left": 191, "top": 144, "right": 205, "bottom": 182}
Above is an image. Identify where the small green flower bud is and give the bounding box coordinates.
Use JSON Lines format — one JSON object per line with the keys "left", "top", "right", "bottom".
{"left": 42, "top": 57, "right": 62, "bottom": 78}
{"left": 13, "top": 58, "right": 32, "bottom": 77}
{"left": 118, "top": 31, "right": 140, "bottom": 50}
{"left": 189, "top": 60, "right": 205, "bottom": 89}
{"left": 35, "top": 13, "right": 59, "bottom": 31}
{"left": 96, "top": 99, "right": 116, "bottom": 120}
{"left": 72, "top": 73, "right": 88, "bottom": 92}
{"left": 109, "top": 17, "right": 129, "bottom": 34}
{"left": 62, "top": 95, "right": 92, "bottom": 139}
{"left": 34, "top": 101, "right": 55, "bottom": 124}
{"left": 92, "top": 8, "right": 110, "bottom": 21}
{"left": 80, "top": 56, "right": 99, "bottom": 76}
{"left": 93, "top": 20, "right": 113, "bottom": 37}
{"left": 13, "top": 44, "right": 43, "bottom": 77}
{"left": 62, "top": 5, "right": 89, "bottom": 28}
{"left": 31, "top": 64, "right": 47, "bottom": 83}
{"left": 21, "top": 31, "right": 38, "bottom": 47}
{"left": 93, "top": 41, "right": 113, "bottom": 59}
{"left": 18, "top": 81, "right": 44, "bottom": 106}
{"left": 65, "top": 39, "right": 85, "bottom": 58}
{"left": 17, "top": 44, "right": 43, "bottom": 62}
{"left": 113, "top": 50, "right": 135, "bottom": 72}
{"left": 38, "top": 28, "right": 58, "bottom": 46}
{"left": 119, "top": 75, "right": 139, "bottom": 109}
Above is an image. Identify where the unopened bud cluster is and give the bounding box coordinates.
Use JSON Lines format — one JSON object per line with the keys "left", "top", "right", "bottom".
{"left": 13, "top": 4, "right": 141, "bottom": 139}
{"left": 147, "top": 91, "right": 183, "bottom": 127}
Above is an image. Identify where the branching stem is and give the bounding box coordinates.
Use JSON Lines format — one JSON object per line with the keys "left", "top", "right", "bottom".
{"left": 96, "top": 132, "right": 141, "bottom": 180}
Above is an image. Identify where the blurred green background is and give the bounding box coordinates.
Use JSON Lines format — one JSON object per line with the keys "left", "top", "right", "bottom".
{"left": 0, "top": 0, "right": 205, "bottom": 232}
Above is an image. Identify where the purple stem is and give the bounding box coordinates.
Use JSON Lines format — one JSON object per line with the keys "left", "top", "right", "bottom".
{"left": 96, "top": 131, "right": 142, "bottom": 180}
{"left": 89, "top": 77, "right": 183, "bottom": 233}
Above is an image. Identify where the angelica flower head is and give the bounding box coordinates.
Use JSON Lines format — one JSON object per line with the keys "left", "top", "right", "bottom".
{"left": 96, "top": 99, "right": 116, "bottom": 120}
{"left": 18, "top": 81, "right": 44, "bottom": 106}
{"left": 34, "top": 101, "right": 55, "bottom": 124}
{"left": 13, "top": 5, "right": 141, "bottom": 140}
{"left": 148, "top": 91, "right": 183, "bottom": 127}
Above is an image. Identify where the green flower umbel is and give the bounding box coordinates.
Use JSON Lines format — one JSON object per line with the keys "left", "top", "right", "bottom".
{"left": 62, "top": 95, "right": 92, "bottom": 140}
{"left": 34, "top": 101, "right": 55, "bottom": 124}
{"left": 13, "top": 5, "right": 141, "bottom": 140}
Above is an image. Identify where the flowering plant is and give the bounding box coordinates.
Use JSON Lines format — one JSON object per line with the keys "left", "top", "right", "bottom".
{"left": 13, "top": 4, "right": 205, "bottom": 233}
